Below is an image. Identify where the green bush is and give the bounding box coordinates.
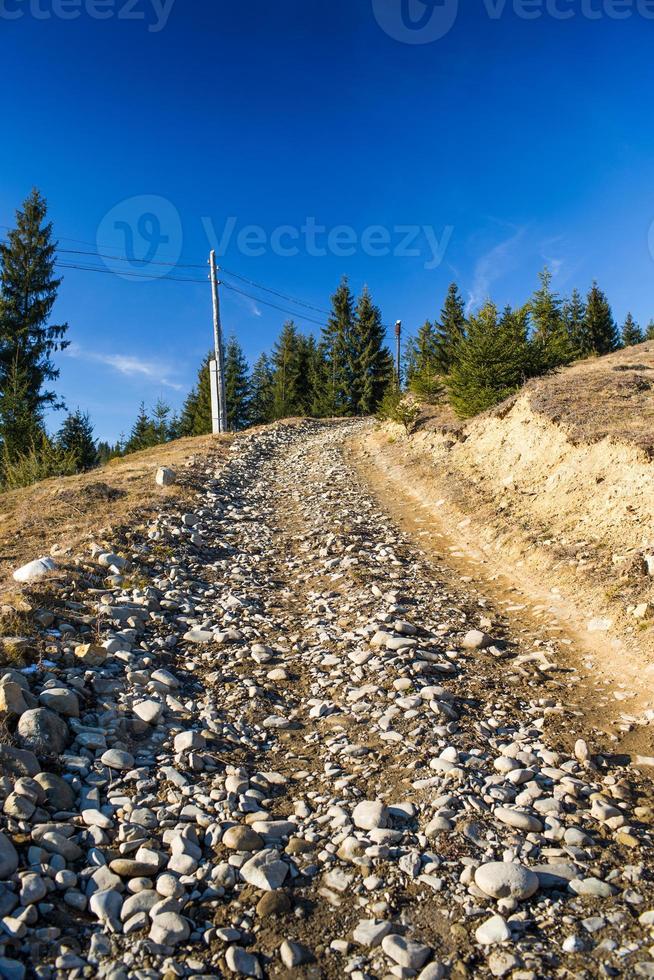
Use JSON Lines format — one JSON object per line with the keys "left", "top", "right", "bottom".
{"left": 377, "top": 389, "right": 421, "bottom": 435}
{"left": 1, "top": 436, "right": 78, "bottom": 491}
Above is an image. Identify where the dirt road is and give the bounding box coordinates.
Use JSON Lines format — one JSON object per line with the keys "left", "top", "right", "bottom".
{"left": 2, "top": 420, "right": 654, "bottom": 979}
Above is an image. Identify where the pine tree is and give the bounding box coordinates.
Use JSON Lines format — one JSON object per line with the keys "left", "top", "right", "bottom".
{"left": 310, "top": 340, "right": 333, "bottom": 418}
{"left": 405, "top": 321, "right": 443, "bottom": 403}
{"left": 296, "top": 334, "right": 320, "bottom": 416}
{"left": 224, "top": 337, "right": 250, "bottom": 431}
{"left": 125, "top": 402, "right": 158, "bottom": 453}
{"left": 151, "top": 398, "right": 172, "bottom": 443}
{"left": 57, "top": 409, "right": 98, "bottom": 471}
{"left": 321, "top": 278, "right": 355, "bottom": 416}
{"left": 0, "top": 189, "right": 69, "bottom": 459}
{"left": 435, "top": 283, "right": 466, "bottom": 373}
{"left": 354, "top": 287, "right": 393, "bottom": 415}
{"left": 529, "top": 268, "right": 574, "bottom": 369}
{"left": 646, "top": 320, "right": 654, "bottom": 341}
{"left": 249, "top": 353, "right": 274, "bottom": 426}
{"left": 447, "top": 301, "right": 529, "bottom": 418}
{"left": 621, "top": 313, "right": 644, "bottom": 347}
{"left": 97, "top": 440, "right": 122, "bottom": 465}
{"left": 584, "top": 282, "right": 620, "bottom": 355}
{"left": 179, "top": 354, "right": 212, "bottom": 436}
{"left": 563, "top": 288, "right": 589, "bottom": 356}
{"left": 271, "top": 322, "right": 304, "bottom": 419}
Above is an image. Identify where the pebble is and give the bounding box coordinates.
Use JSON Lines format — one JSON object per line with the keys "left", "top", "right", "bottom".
{"left": 381, "top": 934, "right": 432, "bottom": 970}
{"left": 1, "top": 420, "right": 652, "bottom": 980}
{"left": 475, "top": 914, "right": 511, "bottom": 945}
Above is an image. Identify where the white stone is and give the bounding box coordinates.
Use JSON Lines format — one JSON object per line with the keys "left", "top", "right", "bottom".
{"left": 475, "top": 862, "right": 539, "bottom": 901}
{"left": 13, "top": 557, "right": 56, "bottom": 583}
{"left": 475, "top": 915, "right": 511, "bottom": 945}
{"left": 352, "top": 800, "right": 389, "bottom": 831}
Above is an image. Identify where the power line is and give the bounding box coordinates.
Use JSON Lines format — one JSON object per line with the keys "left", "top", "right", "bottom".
{"left": 58, "top": 248, "right": 207, "bottom": 270}
{"left": 54, "top": 260, "right": 208, "bottom": 284}
{"left": 4, "top": 230, "right": 393, "bottom": 330}
{"left": 53, "top": 260, "right": 332, "bottom": 327}
{"left": 220, "top": 281, "right": 328, "bottom": 328}
{"left": 218, "top": 267, "right": 331, "bottom": 316}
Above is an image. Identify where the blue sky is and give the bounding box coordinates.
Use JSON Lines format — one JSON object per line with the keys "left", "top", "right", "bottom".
{"left": 2, "top": 0, "right": 654, "bottom": 441}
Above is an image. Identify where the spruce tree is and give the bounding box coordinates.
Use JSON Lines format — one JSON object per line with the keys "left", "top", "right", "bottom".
{"left": 436, "top": 283, "right": 466, "bottom": 373}
{"left": 296, "top": 334, "right": 321, "bottom": 416}
{"left": 57, "top": 409, "right": 98, "bottom": 471}
{"left": 321, "top": 278, "right": 355, "bottom": 416}
{"left": 97, "top": 440, "right": 122, "bottom": 465}
{"left": 249, "top": 353, "right": 274, "bottom": 426}
{"left": 151, "top": 399, "right": 172, "bottom": 443}
{"left": 271, "top": 321, "right": 303, "bottom": 419}
{"left": 354, "top": 287, "right": 393, "bottom": 415}
{"left": 584, "top": 282, "right": 620, "bottom": 355}
{"left": 563, "top": 288, "right": 589, "bottom": 356}
{"left": 179, "top": 354, "right": 212, "bottom": 436}
{"left": 0, "top": 189, "right": 69, "bottom": 458}
{"left": 125, "top": 402, "right": 158, "bottom": 453}
{"left": 529, "top": 268, "right": 574, "bottom": 369}
{"left": 224, "top": 336, "right": 250, "bottom": 431}
{"left": 621, "top": 313, "right": 644, "bottom": 347}
{"left": 646, "top": 320, "right": 654, "bottom": 341}
{"left": 405, "top": 321, "right": 443, "bottom": 403}
{"left": 447, "top": 301, "right": 528, "bottom": 418}
{"left": 310, "top": 340, "right": 334, "bottom": 418}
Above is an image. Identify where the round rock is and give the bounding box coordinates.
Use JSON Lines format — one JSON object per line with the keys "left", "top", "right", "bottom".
{"left": 475, "top": 862, "right": 539, "bottom": 901}
{"left": 223, "top": 825, "right": 264, "bottom": 852}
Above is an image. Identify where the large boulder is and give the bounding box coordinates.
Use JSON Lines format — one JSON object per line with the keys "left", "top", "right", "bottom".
{"left": 16, "top": 708, "right": 69, "bottom": 755}
{"left": 155, "top": 467, "right": 176, "bottom": 487}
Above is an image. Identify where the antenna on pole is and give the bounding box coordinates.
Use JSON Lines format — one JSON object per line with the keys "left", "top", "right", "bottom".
{"left": 209, "top": 250, "right": 227, "bottom": 434}
{"left": 395, "top": 320, "right": 402, "bottom": 390}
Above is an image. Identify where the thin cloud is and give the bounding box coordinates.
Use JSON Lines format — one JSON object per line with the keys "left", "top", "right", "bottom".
{"left": 65, "top": 343, "right": 184, "bottom": 391}
{"left": 467, "top": 226, "right": 527, "bottom": 314}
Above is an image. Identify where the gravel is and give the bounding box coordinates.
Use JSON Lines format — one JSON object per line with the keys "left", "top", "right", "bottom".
{"left": 1, "top": 419, "right": 654, "bottom": 979}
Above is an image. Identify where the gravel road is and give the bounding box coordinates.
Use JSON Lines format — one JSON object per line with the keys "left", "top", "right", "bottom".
{"left": 1, "top": 419, "right": 654, "bottom": 980}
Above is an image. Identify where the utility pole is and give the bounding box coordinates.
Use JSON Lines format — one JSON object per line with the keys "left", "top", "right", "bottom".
{"left": 395, "top": 320, "right": 402, "bottom": 390}
{"left": 209, "top": 250, "right": 227, "bottom": 434}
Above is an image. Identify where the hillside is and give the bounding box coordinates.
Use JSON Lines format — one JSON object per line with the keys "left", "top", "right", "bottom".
{"left": 352, "top": 342, "right": 654, "bottom": 751}
{"left": 0, "top": 433, "right": 230, "bottom": 592}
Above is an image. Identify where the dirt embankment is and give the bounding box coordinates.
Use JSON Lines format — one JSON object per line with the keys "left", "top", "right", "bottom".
{"left": 352, "top": 343, "right": 654, "bottom": 741}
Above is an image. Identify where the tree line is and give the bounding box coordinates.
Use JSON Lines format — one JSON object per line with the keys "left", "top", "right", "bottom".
{"left": 171, "top": 279, "right": 393, "bottom": 439}
{"left": 404, "top": 272, "right": 654, "bottom": 418}
{"left": 1, "top": 187, "right": 652, "bottom": 490}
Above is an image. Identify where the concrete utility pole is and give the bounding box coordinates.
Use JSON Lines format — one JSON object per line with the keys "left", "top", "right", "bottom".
{"left": 395, "top": 320, "right": 402, "bottom": 390}
{"left": 209, "top": 250, "right": 227, "bottom": 434}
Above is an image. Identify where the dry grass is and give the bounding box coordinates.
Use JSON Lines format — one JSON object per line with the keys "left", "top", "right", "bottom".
{"left": 501, "top": 342, "right": 654, "bottom": 453}
{"left": 0, "top": 433, "right": 231, "bottom": 592}
{"left": 413, "top": 342, "right": 654, "bottom": 454}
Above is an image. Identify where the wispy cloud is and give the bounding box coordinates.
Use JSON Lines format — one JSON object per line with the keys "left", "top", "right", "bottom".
{"left": 65, "top": 343, "right": 184, "bottom": 391}
{"left": 467, "top": 226, "right": 527, "bottom": 314}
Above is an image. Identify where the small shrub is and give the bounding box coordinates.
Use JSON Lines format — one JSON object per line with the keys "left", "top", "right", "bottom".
{"left": 377, "top": 390, "right": 421, "bottom": 436}
{"left": 1, "top": 438, "right": 78, "bottom": 491}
